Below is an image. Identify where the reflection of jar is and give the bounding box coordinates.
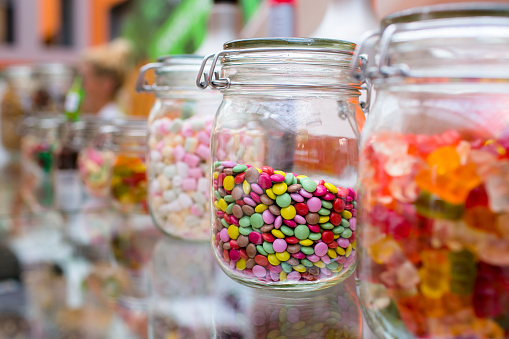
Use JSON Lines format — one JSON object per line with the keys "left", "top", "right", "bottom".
{"left": 32, "top": 63, "right": 74, "bottom": 114}
{"left": 20, "top": 116, "right": 61, "bottom": 211}
{"left": 0, "top": 65, "right": 34, "bottom": 154}
{"left": 355, "top": 4, "right": 509, "bottom": 339}
{"left": 136, "top": 55, "right": 221, "bottom": 240}
{"left": 200, "top": 38, "right": 364, "bottom": 289}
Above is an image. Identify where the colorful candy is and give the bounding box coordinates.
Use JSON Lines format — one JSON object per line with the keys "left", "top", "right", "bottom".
{"left": 359, "top": 129, "right": 509, "bottom": 338}
{"left": 147, "top": 116, "right": 212, "bottom": 240}
{"left": 212, "top": 161, "right": 356, "bottom": 287}
{"left": 78, "top": 147, "right": 115, "bottom": 198}
{"left": 111, "top": 155, "right": 147, "bottom": 213}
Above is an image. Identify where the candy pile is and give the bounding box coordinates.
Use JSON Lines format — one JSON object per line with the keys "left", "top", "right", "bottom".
{"left": 359, "top": 129, "right": 509, "bottom": 338}
{"left": 148, "top": 116, "right": 212, "bottom": 239}
{"left": 78, "top": 148, "right": 115, "bottom": 198}
{"left": 212, "top": 161, "right": 356, "bottom": 285}
{"left": 111, "top": 155, "right": 147, "bottom": 214}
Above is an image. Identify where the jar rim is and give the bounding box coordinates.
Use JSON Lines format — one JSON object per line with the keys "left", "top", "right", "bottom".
{"left": 382, "top": 2, "right": 509, "bottom": 29}
{"left": 223, "top": 37, "right": 356, "bottom": 52}
{"left": 156, "top": 54, "right": 205, "bottom": 64}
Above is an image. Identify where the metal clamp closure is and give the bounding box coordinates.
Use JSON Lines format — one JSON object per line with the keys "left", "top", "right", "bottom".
{"left": 196, "top": 47, "right": 357, "bottom": 90}
{"left": 136, "top": 62, "right": 172, "bottom": 93}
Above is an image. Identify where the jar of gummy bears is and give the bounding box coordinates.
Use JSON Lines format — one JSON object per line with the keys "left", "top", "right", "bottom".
{"left": 354, "top": 4, "right": 509, "bottom": 339}
{"left": 198, "top": 38, "right": 365, "bottom": 289}
{"left": 136, "top": 55, "right": 221, "bottom": 240}
{"left": 83, "top": 119, "right": 148, "bottom": 214}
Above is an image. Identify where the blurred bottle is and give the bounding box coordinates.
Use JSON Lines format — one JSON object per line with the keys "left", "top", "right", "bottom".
{"left": 64, "top": 75, "right": 84, "bottom": 122}
{"left": 268, "top": 0, "right": 297, "bottom": 37}
{"left": 312, "top": 0, "right": 378, "bottom": 44}
{"left": 195, "top": 0, "right": 241, "bottom": 56}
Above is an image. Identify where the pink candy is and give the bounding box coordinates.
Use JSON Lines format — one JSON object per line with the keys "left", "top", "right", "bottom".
{"left": 249, "top": 232, "right": 263, "bottom": 244}
{"left": 196, "top": 144, "right": 210, "bottom": 160}
{"left": 253, "top": 265, "right": 267, "bottom": 278}
{"left": 220, "top": 228, "right": 230, "bottom": 242}
{"left": 270, "top": 174, "right": 285, "bottom": 182}
{"left": 258, "top": 174, "right": 272, "bottom": 189}
{"left": 273, "top": 239, "right": 287, "bottom": 252}
{"left": 182, "top": 178, "right": 197, "bottom": 191}
{"left": 307, "top": 197, "right": 322, "bottom": 213}
{"left": 263, "top": 210, "right": 275, "bottom": 224}
{"left": 173, "top": 145, "right": 185, "bottom": 161}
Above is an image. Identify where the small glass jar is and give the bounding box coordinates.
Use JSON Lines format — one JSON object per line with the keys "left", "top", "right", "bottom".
{"left": 20, "top": 116, "right": 61, "bottom": 211}
{"left": 355, "top": 4, "right": 509, "bottom": 339}
{"left": 136, "top": 55, "right": 221, "bottom": 240}
{"left": 32, "top": 63, "right": 74, "bottom": 114}
{"left": 0, "top": 65, "right": 34, "bottom": 155}
{"left": 199, "top": 38, "right": 365, "bottom": 289}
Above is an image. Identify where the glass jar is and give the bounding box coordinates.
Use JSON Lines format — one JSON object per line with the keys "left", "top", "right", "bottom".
{"left": 355, "top": 4, "right": 509, "bottom": 339}
{"left": 136, "top": 55, "right": 221, "bottom": 240}
{"left": 32, "top": 63, "right": 74, "bottom": 114}
{"left": 199, "top": 38, "right": 365, "bottom": 289}
{"left": 20, "top": 116, "right": 61, "bottom": 211}
{"left": 0, "top": 65, "right": 34, "bottom": 154}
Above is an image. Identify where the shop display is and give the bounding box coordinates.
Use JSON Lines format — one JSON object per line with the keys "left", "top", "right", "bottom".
{"left": 0, "top": 65, "right": 34, "bottom": 154}
{"left": 199, "top": 38, "right": 364, "bottom": 289}
{"left": 355, "top": 4, "right": 509, "bottom": 339}
{"left": 32, "top": 63, "right": 74, "bottom": 114}
{"left": 137, "top": 55, "right": 221, "bottom": 239}
{"left": 78, "top": 147, "right": 115, "bottom": 199}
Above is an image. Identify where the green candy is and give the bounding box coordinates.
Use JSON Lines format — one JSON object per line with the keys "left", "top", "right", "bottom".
{"left": 300, "top": 178, "right": 317, "bottom": 193}
{"left": 221, "top": 218, "right": 229, "bottom": 228}
{"left": 250, "top": 213, "right": 264, "bottom": 228}
{"left": 318, "top": 208, "right": 331, "bottom": 216}
{"left": 326, "top": 261, "right": 339, "bottom": 270}
{"left": 281, "top": 225, "right": 295, "bottom": 236}
{"left": 309, "top": 232, "right": 322, "bottom": 241}
{"left": 239, "top": 226, "right": 254, "bottom": 235}
{"left": 239, "top": 216, "right": 251, "bottom": 227}
{"left": 294, "top": 225, "right": 310, "bottom": 240}
{"left": 321, "top": 200, "right": 333, "bottom": 209}
{"left": 276, "top": 193, "right": 292, "bottom": 208}
{"left": 341, "top": 218, "right": 350, "bottom": 227}
{"left": 256, "top": 245, "right": 268, "bottom": 256}
{"left": 320, "top": 222, "right": 334, "bottom": 230}
{"left": 284, "top": 173, "right": 294, "bottom": 185}
{"left": 341, "top": 229, "right": 353, "bottom": 238}
{"left": 292, "top": 176, "right": 297, "bottom": 185}
{"left": 263, "top": 241, "right": 275, "bottom": 254}
{"left": 281, "top": 262, "right": 293, "bottom": 273}
{"left": 333, "top": 226, "right": 345, "bottom": 235}
{"left": 301, "top": 259, "right": 313, "bottom": 267}
{"left": 352, "top": 201, "right": 357, "bottom": 208}
{"left": 214, "top": 161, "right": 222, "bottom": 168}
{"left": 226, "top": 203, "right": 235, "bottom": 214}
{"left": 214, "top": 191, "right": 222, "bottom": 201}
{"left": 233, "top": 164, "right": 248, "bottom": 173}
{"left": 301, "top": 246, "right": 314, "bottom": 255}
{"left": 224, "top": 195, "right": 235, "bottom": 203}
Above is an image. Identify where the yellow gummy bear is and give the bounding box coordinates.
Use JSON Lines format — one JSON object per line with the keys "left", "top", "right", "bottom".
{"left": 419, "top": 250, "right": 450, "bottom": 299}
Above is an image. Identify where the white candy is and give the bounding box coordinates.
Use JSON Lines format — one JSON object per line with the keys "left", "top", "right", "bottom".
{"left": 150, "top": 179, "right": 162, "bottom": 194}
{"left": 155, "top": 162, "right": 165, "bottom": 175}
{"left": 166, "top": 200, "right": 182, "bottom": 213}
{"left": 163, "top": 165, "right": 177, "bottom": 178}
{"left": 157, "top": 174, "right": 172, "bottom": 190}
{"left": 184, "top": 137, "right": 198, "bottom": 153}
{"left": 163, "top": 190, "right": 177, "bottom": 202}
{"left": 157, "top": 203, "right": 170, "bottom": 215}
{"left": 199, "top": 163, "right": 209, "bottom": 175}
{"left": 190, "top": 120, "right": 206, "bottom": 131}
{"left": 197, "top": 177, "right": 208, "bottom": 193}
{"left": 192, "top": 191, "right": 206, "bottom": 205}
{"left": 178, "top": 192, "right": 193, "bottom": 208}
{"left": 169, "top": 119, "right": 183, "bottom": 133}
{"left": 161, "top": 146, "right": 173, "bottom": 159}
{"left": 185, "top": 215, "right": 200, "bottom": 227}
{"left": 150, "top": 150, "right": 162, "bottom": 162}
{"left": 176, "top": 161, "right": 189, "bottom": 177}
{"left": 151, "top": 196, "right": 164, "bottom": 210}
{"left": 172, "top": 176, "right": 182, "bottom": 188}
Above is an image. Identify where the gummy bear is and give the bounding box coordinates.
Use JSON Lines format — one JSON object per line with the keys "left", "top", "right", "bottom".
{"left": 414, "top": 191, "right": 465, "bottom": 221}
{"left": 473, "top": 262, "right": 503, "bottom": 318}
{"left": 448, "top": 249, "right": 477, "bottom": 296}
{"left": 419, "top": 250, "right": 450, "bottom": 299}
{"left": 464, "top": 206, "right": 499, "bottom": 236}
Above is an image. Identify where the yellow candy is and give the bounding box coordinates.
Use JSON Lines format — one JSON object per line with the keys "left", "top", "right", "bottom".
{"left": 319, "top": 216, "right": 330, "bottom": 223}
{"left": 345, "top": 244, "right": 352, "bottom": 257}
{"left": 341, "top": 210, "right": 352, "bottom": 219}
{"left": 352, "top": 240, "right": 356, "bottom": 249}
{"left": 336, "top": 247, "right": 346, "bottom": 256}
{"left": 296, "top": 175, "right": 307, "bottom": 179}
{"left": 256, "top": 168, "right": 262, "bottom": 173}
{"left": 214, "top": 201, "right": 221, "bottom": 210}
{"left": 223, "top": 176, "right": 235, "bottom": 191}
{"left": 299, "top": 239, "right": 313, "bottom": 246}
{"left": 314, "top": 261, "right": 325, "bottom": 268}
{"left": 266, "top": 188, "right": 276, "bottom": 200}
{"left": 334, "top": 235, "right": 340, "bottom": 239}
{"left": 294, "top": 321, "right": 306, "bottom": 330}
{"left": 228, "top": 225, "right": 239, "bottom": 240}
{"left": 293, "top": 264, "right": 306, "bottom": 273}
{"left": 243, "top": 180, "right": 251, "bottom": 194}
{"left": 273, "top": 170, "right": 286, "bottom": 176}
{"left": 279, "top": 271, "right": 287, "bottom": 281}
{"left": 272, "top": 182, "right": 288, "bottom": 195}
{"left": 332, "top": 264, "right": 343, "bottom": 273}
{"left": 236, "top": 258, "right": 246, "bottom": 270}
{"left": 213, "top": 171, "right": 219, "bottom": 179}
{"left": 281, "top": 205, "right": 296, "bottom": 220}
{"left": 255, "top": 204, "right": 268, "bottom": 213}
{"left": 327, "top": 249, "right": 337, "bottom": 259}
{"left": 276, "top": 251, "right": 290, "bottom": 261}
{"left": 268, "top": 253, "right": 281, "bottom": 266}
{"left": 324, "top": 183, "right": 337, "bottom": 194}
{"left": 271, "top": 229, "right": 285, "bottom": 239}
{"left": 218, "top": 199, "right": 228, "bottom": 212}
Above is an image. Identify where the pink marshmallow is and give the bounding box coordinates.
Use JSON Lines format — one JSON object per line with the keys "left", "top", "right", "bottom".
{"left": 181, "top": 178, "right": 197, "bottom": 191}
{"left": 196, "top": 144, "right": 210, "bottom": 160}
{"left": 181, "top": 124, "right": 194, "bottom": 137}
{"left": 197, "top": 131, "right": 210, "bottom": 146}
{"left": 156, "top": 140, "right": 165, "bottom": 151}
{"left": 183, "top": 153, "right": 201, "bottom": 167}
{"left": 190, "top": 205, "right": 203, "bottom": 216}
{"left": 188, "top": 167, "right": 203, "bottom": 178}
{"left": 172, "top": 145, "right": 185, "bottom": 161}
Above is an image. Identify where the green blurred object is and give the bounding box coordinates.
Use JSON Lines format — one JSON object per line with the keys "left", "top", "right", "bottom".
{"left": 64, "top": 76, "right": 84, "bottom": 122}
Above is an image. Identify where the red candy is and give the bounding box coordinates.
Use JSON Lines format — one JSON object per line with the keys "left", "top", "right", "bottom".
{"left": 258, "top": 174, "right": 272, "bottom": 189}
{"left": 318, "top": 180, "right": 325, "bottom": 185}
{"left": 330, "top": 212, "right": 342, "bottom": 226}
{"left": 285, "top": 236, "right": 299, "bottom": 244}
{"left": 322, "top": 230, "right": 334, "bottom": 244}
{"left": 234, "top": 172, "right": 245, "bottom": 184}
{"left": 336, "top": 187, "right": 348, "bottom": 198}
{"left": 283, "top": 219, "right": 296, "bottom": 227}
{"left": 250, "top": 192, "right": 261, "bottom": 203}
{"left": 328, "top": 241, "right": 338, "bottom": 249}
{"left": 229, "top": 249, "right": 240, "bottom": 261}
{"left": 255, "top": 255, "right": 269, "bottom": 266}
{"left": 295, "top": 203, "right": 309, "bottom": 216}
{"left": 218, "top": 172, "right": 226, "bottom": 187}
{"left": 249, "top": 232, "right": 263, "bottom": 244}
{"left": 308, "top": 225, "right": 320, "bottom": 233}
{"left": 239, "top": 248, "right": 248, "bottom": 260}
{"left": 223, "top": 214, "right": 231, "bottom": 224}
{"left": 261, "top": 166, "right": 274, "bottom": 176}
{"left": 230, "top": 239, "right": 239, "bottom": 249}
{"left": 333, "top": 198, "right": 345, "bottom": 213}
{"left": 262, "top": 233, "right": 275, "bottom": 242}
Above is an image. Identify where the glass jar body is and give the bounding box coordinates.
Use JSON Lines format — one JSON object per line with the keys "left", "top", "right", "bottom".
{"left": 210, "top": 91, "right": 363, "bottom": 289}
{"left": 358, "top": 83, "right": 509, "bottom": 339}
{"left": 147, "top": 92, "right": 220, "bottom": 240}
